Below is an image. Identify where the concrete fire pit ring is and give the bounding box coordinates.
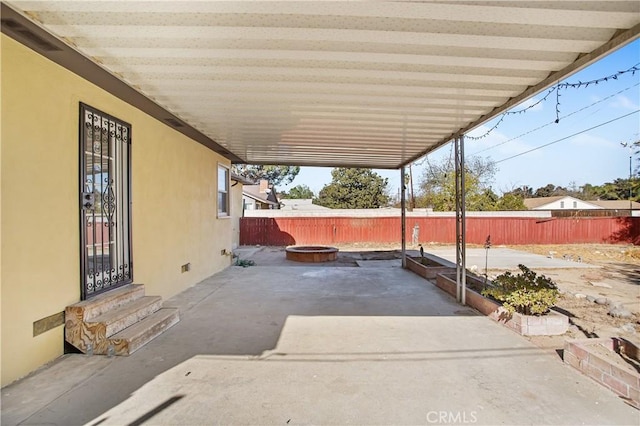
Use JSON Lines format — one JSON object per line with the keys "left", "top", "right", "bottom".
{"left": 285, "top": 246, "right": 339, "bottom": 262}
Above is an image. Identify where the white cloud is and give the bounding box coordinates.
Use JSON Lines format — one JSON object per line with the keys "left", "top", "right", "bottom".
{"left": 569, "top": 133, "right": 616, "bottom": 149}
{"left": 609, "top": 94, "right": 639, "bottom": 110}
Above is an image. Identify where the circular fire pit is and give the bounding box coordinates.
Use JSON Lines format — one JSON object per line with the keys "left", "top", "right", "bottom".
{"left": 286, "top": 246, "right": 339, "bottom": 263}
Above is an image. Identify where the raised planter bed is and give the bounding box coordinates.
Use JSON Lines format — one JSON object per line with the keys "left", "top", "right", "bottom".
{"left": 564, "top": 337, "right": 640, "bottom": 408}
{"left": 406, "top": 256, "right": 455, "bottom": 279}
{"left": 405, "top": 253, "right": 569, "bottom": 336}
{"left": 407, "top": 256, "right": 569, "bottom": 336}
{"left": 434, "top": 273, "right": 568, "bottom": 336}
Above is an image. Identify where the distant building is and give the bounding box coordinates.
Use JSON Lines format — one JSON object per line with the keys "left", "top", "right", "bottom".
{"left": 589, "top": 200, "right": 640, "bottom": 210}
{"left": 279, "top": 198, "right": 330, "bottom": 211}
{"left": 524, "top": 196, "right": 639, "bottom": 216}
{"left": 243, "top": 179, "right": 281, "bottom": 210}
{"left": 230, "top": 173, "right": 254, "bottom": 249}
{"left": 524, "top": 196, "right": 601, "bottom": 210}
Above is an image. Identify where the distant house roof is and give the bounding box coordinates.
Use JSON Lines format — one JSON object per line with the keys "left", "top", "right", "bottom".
{"left": 524, "top": 196, "right": 639, "bottom": 210}
{"left": 280, "top": 198, "right": 330, "bottom": 211}
{"left": 523, "top": 196, "right": 566, "bottom": 209}
{"left": 243, "top": 183, "right": 280, "bottom": 206}
{"left": 590, "top": 200, "right": 640, "bottom": 210}
{"left": 231, "top": 172, "right": 254, "bottom": 185}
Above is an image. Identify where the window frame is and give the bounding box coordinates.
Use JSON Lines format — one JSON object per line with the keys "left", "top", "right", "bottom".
{"left": 217, "top": 164, "right": 230, "bottom": 217}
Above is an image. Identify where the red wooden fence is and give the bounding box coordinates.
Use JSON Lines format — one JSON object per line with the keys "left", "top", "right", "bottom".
{"left": 240, "top": 216, "right": 639, "bottom": 246}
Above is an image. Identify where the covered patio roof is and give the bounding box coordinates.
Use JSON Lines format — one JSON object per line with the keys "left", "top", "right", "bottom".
{"left": 3, "top": 1, "right": 639, "bottom": 169}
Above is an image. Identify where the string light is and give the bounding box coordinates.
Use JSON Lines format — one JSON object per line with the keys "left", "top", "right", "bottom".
{"left": 469, "top": 82, "right": 640, "bottom": 156}
{"left": 410, "top": 64, "right": 640, "bottom": 168}
{"left": 495, "top": 110, "right": 639, "bottom": 164}
{"left": 466, "top": 63, "right": 640, "bottom": 141}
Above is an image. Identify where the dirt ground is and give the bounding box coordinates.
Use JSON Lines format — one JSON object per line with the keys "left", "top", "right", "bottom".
{"left": 503, "top": 244, "right": 640, "bottom": 352}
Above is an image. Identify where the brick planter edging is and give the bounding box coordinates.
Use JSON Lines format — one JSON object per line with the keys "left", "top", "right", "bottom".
{"left": 564, "top": 338, "right": 640, "bottom": 409}
{"left": 432, "top": 273, "right": 569, "bottom": 336}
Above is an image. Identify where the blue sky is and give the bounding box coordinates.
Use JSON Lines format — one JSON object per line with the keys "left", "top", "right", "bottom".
{"left": 280, "top": 39, "right": 640, "bottom": 198}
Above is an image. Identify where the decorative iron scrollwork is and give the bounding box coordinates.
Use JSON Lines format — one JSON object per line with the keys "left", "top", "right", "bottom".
{"left": 81, "top": 104, "right": 132, "bottom": 299}
{"left": 102, "top": 180, "right": 116, "bottom": 220}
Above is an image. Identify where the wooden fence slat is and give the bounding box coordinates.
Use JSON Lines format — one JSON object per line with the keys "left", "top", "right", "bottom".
{"left": 239, "top": 217, "right": 639, "bottom": 246}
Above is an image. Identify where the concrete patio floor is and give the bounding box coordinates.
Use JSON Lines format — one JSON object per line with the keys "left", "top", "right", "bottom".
{"left": 2, "top": 248, "right": 638, "bottom": 425}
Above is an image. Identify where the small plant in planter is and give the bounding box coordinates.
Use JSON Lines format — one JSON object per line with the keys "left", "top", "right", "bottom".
{"left": 482, "top": 264, "right": 559, "bottom": 316}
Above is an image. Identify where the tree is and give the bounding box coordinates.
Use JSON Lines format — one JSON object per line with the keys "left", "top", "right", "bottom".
{"left": 314, "top": 168, "right": 390, "bottom": 209}
{"left": 281, "top": 184, "right": 314, "bottom": 199}
{"left": 523, "top": 179, "right": 639, "bottom": 202}
{"left": 579, "top": 183, "right": 601, "bottom": 200}
{"left": 495, "top": 192, "right": 527, "bottom": 210}
{"left": 232, "top": 165, "right": 300, "bottom": 186}
{"left": 417, "top": 156, "right": 499, "bottom": 211}
{"left": 467, "top": 187, "right": 499, "bottom": 211}
{"left": 523, "top": 178, "right": 639, "bottom": 203}
{"left": 532, "top": 183, "right": 568, "bottom": 198}
{"left": 596, "top": 178, "right": 639, "bottom": 201}
{"left": 506, "top": 185, "right": 533, "bottom": 199}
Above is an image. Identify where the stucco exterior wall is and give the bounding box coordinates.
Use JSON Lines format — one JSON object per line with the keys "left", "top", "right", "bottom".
{"left": 1, "top": 35, "right": 232, "bottom": 386}
{"left": 231, "top": 182, "right": 244, "bottom": 249}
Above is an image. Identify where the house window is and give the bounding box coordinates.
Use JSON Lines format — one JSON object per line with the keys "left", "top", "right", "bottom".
{"left": 218, "top": 165, "right": 229, "bottom": 216}
{"left": 560, "top": 201, "right": 565, "bottom": 208}
{"left": 573, "top": 201, "right": 577, "bottom": 208}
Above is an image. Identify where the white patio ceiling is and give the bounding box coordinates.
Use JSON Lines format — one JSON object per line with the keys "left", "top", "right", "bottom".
{"left": 5, "top": 1, "right": 640, "bottom": 169}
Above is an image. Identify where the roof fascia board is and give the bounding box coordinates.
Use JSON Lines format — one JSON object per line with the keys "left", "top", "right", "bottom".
{"left": 235, "top": 159, "right": 400, "bottom": 170}
{"left": 242, "top": 192, "right": 278, "bottom": 205}
{"left": 0, "top": 3, "right": 243, "bottom": 163}
{"left": 231, "top": 173, "right": 255, "bottom": 185}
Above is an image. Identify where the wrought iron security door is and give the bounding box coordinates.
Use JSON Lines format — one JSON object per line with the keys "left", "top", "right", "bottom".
{"left": 80, "top": 104, "right": 132, "bottom": 299}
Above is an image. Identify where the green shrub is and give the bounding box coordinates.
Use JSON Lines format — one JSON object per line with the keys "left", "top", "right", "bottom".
{"left": 235, "top": 259, "right": 255, "bottom": 267}
{"left": 482, "top": 264, "right": 559, "bottom": 315}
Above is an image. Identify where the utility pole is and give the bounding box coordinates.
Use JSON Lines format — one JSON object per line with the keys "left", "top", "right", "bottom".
{"left": 621, "top": 142, "right": 633, "bottom": 213}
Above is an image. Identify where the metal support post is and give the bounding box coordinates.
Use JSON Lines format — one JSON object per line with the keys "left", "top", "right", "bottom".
{"left": 454, "top": 136, "right": 467, "bottom": 304}
{"left": 401, "top": 166, "right": 407, "bottom": 268}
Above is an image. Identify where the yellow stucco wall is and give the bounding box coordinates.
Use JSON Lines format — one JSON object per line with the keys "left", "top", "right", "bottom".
{"left": 0, "top": 30, "right": 3, "bottom": 388}
{"left": 231, "top": 182, "right": 245, "bottom": 249}
{"left": 1, "top": 35, "right": 232, "bottom": 386}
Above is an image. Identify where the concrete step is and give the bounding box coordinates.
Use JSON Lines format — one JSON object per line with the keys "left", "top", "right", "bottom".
{"left": 88, "top": 296, "right": 163, "bottom": 337}
{"left": 65, "top": 284, "right": 179, "bottom": 356}
{"left": 70, "top": 284, "right": 146, "bottom": 321}
{"left": 108, "top": 308, "right": 180, "bottom": 355}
